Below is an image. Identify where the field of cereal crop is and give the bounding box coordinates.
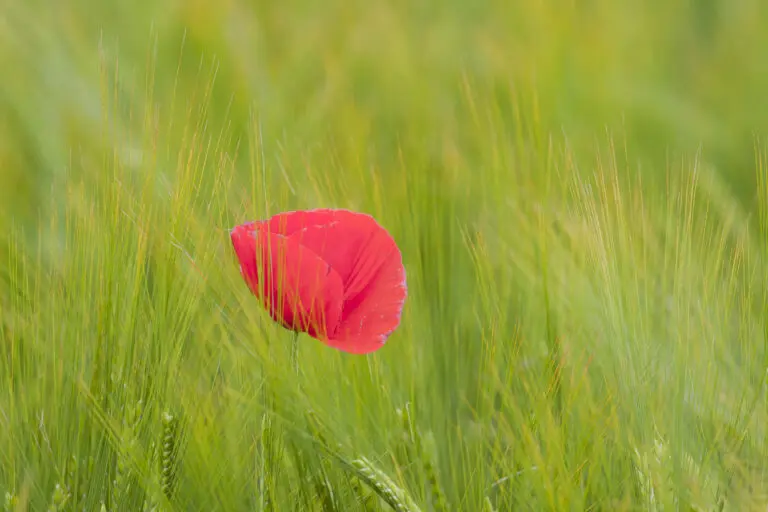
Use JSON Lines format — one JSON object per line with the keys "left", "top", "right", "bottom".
{"left": 1, "top": 1, "right": 767, "bottom": 510}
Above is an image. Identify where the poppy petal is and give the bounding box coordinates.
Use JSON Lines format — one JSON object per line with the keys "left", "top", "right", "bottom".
{"left": 231, "top": 225, "right": 344, "bottom": 340}
{"left": 327, "top": 252, "right": 407, "bottom": 353}
{"left": 278, "top": 210, "right": 391, "bottom": 288}
{"left": 232, "top": 209, "right": 407, "bottom": 354}
{"left": 261, "top": 209, "right": 339, "bottom": 237}
{"left": 280, "top": 212, "right": 407, "bottom": 353}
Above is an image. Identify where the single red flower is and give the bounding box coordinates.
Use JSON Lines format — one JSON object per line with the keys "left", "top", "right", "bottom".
{"left": 230, "top": 209, "right": 407, "bottom": 354}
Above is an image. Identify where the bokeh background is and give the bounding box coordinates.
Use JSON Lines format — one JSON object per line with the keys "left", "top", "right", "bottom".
{"left": 3, "top": 0, "right": 768, "bottom": 220}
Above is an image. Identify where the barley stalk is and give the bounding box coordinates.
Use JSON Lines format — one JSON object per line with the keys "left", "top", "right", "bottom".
{"left": 304, "top": 411, "right": 341, "bottom": 510}
{"left": 398, "top": 404, "right": 448, "bottom": 511}
{"left": 259, "top": 413, "right": 274, "bottom": 511}
{"left": 113, "top": 399, "right": 143, "bottom": 508}
{"left": 160, "top": 411, "right": 179, "bottom": 503}
{"left": 350, "top": 457, "right": 422, "bottom": 512}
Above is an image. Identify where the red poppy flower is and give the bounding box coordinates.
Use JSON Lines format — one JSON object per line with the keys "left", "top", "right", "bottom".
{"left": 230, "top": 209, "right": 407, "bottom": 354}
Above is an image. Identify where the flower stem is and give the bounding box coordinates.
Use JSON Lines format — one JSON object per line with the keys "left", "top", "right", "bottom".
{"left": 291, "top": 330, "right": 300, "bottom": 376}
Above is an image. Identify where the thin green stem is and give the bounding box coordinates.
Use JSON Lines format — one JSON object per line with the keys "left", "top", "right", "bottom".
{"left": 291, "top": 330, "right": 300, "bottom": 376}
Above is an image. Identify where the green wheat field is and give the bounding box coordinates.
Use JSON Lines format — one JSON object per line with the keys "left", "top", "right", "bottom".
{"left": 1, "top": 0, "right": 767, "bottom": 510}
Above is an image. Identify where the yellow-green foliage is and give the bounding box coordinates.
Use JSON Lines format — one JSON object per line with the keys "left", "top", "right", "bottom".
{"left": 1, "top": 0, "right": 767, "bottom": 510}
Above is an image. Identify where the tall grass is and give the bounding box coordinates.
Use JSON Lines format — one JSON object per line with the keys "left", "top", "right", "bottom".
{"left": 1, "top": 0, "right": 768, "bottom": 510}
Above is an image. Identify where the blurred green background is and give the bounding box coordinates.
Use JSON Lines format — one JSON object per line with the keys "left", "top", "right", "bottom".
{"left": 2, "top": 0, "right": 768, "bottom": 220}
{"left": 1, "top": 0, "right": 767, "bottom": 510}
